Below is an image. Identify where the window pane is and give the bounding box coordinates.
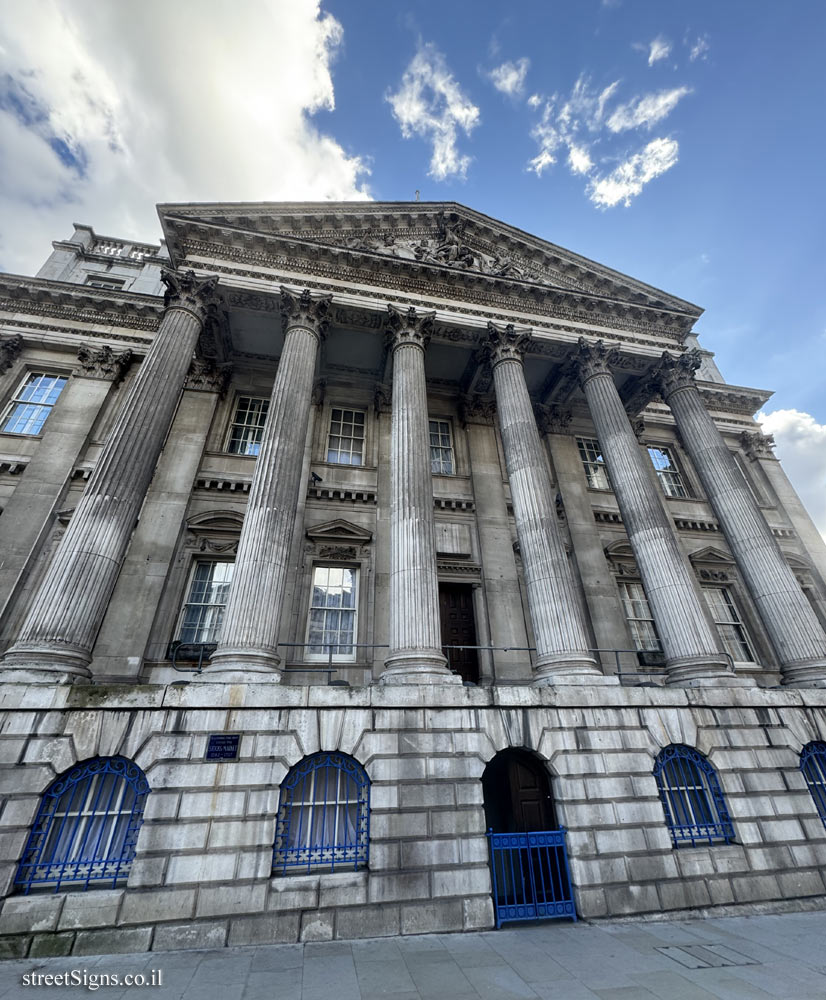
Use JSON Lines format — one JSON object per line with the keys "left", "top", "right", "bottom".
{"left": 326, "top": 409, "right": 365, "bottom": 466}
{"left": 2, "top": 373, "right": 67, "bottom": 435}
{"left": 306, "top": 566, "right": 358, "bottom": 659}
{"left": 227, "top": 396, "right": 269, "bottom": 455}
{"left": 178, "top": 561, "right": 234, "bottom": 643}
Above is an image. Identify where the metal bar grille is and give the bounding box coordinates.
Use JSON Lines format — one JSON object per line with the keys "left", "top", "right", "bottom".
{"left": 800, "top": 741, "right": 826, "bottom": 829}
{"left": 487, "top": 829, "right": 576, "bottom": 927}
{"left": 654, "top": 744, "right": 734, "bottom": 847}
{"left": 272, "top": 752, "right": 369, "bottom": 875}
{"left": 14, "top": 757, "right": 149, "bottom": 894}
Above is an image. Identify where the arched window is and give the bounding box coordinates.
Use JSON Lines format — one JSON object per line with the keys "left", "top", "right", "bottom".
{"left": 15, "top": 756, "right": 149, "bottom": 894}
{"left": 800, "top": 741, "right": 826, "bottom": 828}
{"left": 273, "top": 752, "right": 369, "bottom": 875}
{"left": 653, "top": 744, "right": 734, "bottom": 847}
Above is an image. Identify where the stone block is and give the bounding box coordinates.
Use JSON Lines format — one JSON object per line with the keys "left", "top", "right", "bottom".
{"left": 153, "top": 920, "right": 227, "bottom": 952}
{"left": 790, "top": 843, "right": 826, "bottom": 868}
{"left": 318, "top": 871, "right": 368, "bottom": 907}
{"left": 744, "top": 845, "right": 793, "bottom": 871}
{"left": 165, "top": 851, "right": 237, "bottom": 884}
{"left": 236, "top": 848, "right": 274, "bottom": 882}
{"left": 368, "top": 757, "right": 427, "bottom": 782}
{"left": 373, "top": 709, "right": 424, "bottom": 730}
{"left": 731, "top": 873, "right": 781, "bottom": 902}
{"left": 454, "top": 782, "right": 484, "bottom": 806}
{"left": 399, "top": 783, "right": 454, "bottom": 809}
{"left": 777, "top": 870, "right": 825, "bottom": 898}
{"left": 120, "top": 888, "right": 195, "bottom": 925}
{"left": 0, "top": 894, "right": 64, "bottom": 934}
{"left": 430, "top": 808, "right": 485, "bottom": 837}
{"left": 367, "top": 841, "right": 399, "bottom": 871}
{"left": 400, "top": 899, "right": 463, "bottom": 935}
{"left": 336, "top": 903, "right": 400, "bottom": 939}
{"left": 142, "top": 791, "right": 180, "bottom": 821}
{"left": 707, "top": 878, "right": 735, "bottom": 906}
{"left": 604, "top": 883, "right": 660, "bottom": 915}
{"left": 370, "top": 811, "right": 428, "bottom": 839}
{"left": 594, "top": 828, "right": 648, "bottom": 856}
{"left": 299, "top": 909, "right": 335, "bottom": 942}
{"left": 0, "top": 830, "right": 27, "bottom": 860}
{"left": 368, "top": 871, "right": 430, "bottom": 904}
{"left": 369, "top": 784, "right": 399, "bottom": 810}
{"left": 269, "top": 876, "right": 319, "bottom": 911}
{"left": 180, "top": 790, "right": 247, "bottom": 818}
{"left": 140, "top": 821, "right": 209, "bottom": 852}
{"left": 354, "top": 731, "right": 399, "bottom": 758}
{"left": 431, "top": 866, "right": 490, "bottom": 898}
{"left": 0, "top": 935, "right": 29, "bottom": 959}
{"left": 208, "top": 819, "right": 274, "bottom": 850}
{"left": 74, "top": 926, "right": 153, "bottom": 956}
{"left": 459, "top": 837, "right": 489, "bottom": 865}
{"left": 400, "top": 838, "right": 459, "bottom": 868}
{"left": 570, "top": 856, "right": 628, "bottom": 886}
{"left": 675, "top": 850, "right": 715, "bottom": 878}
{"left": 759, "top": 818, "right": 806, "bottom": 843}
{"left": 566, "top": 801, "right": 617, "bottom": 827}
{"left": 30, "top": 932, "right": 75, "bottom": 958}
{"left": 625, "top": 853, "right": 679, "bottom": 883}
{"left": 426, "top": 756, "right": 483, "bottom": 780}
{"left": 0, "top": 796, "right": 40, "bottom": 827}
{"left": 399, "top": 731, "right": 454, "bottom": 754}
{"left": 577, "top": 887, "right": 608, "bottom": 918}
{"left": 196, "top": 881, "right": 267, "bottom": 918}
{"left": 247, "top": 788, "right": 280, "bottom": 816}
{"left": 253, "top": 733, "right": 302, "bottom": 758}
{"left": 126, "top": 856, "right": 166, "bottom": 888}
{"left": 228, "top": 911, "right": 301, "bottom": 946}
{"left": 58, "top": 890, "right": 123, "bottom": 931}
{"left": 462, "top": 895, "right": 494, "bottom": 931}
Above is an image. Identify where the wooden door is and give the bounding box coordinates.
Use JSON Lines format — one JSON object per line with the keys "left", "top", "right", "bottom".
{"left": 438, "top": 583, "right": 479, "bottom": 684}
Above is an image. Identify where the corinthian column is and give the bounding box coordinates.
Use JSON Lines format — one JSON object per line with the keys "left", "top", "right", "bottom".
{"left": 654, "top": 352, "right": 826, "bottom": 686}
{"left": 381, "top": 306, "right": 456, "bottom": 684}
{"left": 573, "top": 340, "right": 734, "bottom": 686}
{"left": 487, "top": 324, "right": 606, "bottom": 684}
{"left": 1, "top": 270, "right": 218, "bottom": 682}
{"left": 209, "top": 288, "right": 330, "bottom": 681}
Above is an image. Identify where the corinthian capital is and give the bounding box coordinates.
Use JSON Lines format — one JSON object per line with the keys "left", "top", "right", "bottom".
{"left": 76, "top": 345, "right": 133, "bottom": 383}
{"left": 486, "top": 322, "right": 531, "bottom": 366}
{"left": 161, "top": 268, "right": 219, "bottom": 322}
{"left": 0, "top": 334, "right": 23, "bottom": 374}
{"left": 279, "top": 287, "right": 332, "bottom": 337}
{"left": 652, "top": 350, "right": 701, "bottom": 400}
{"left": 385, "top": 304, "right": 435, "bottom": 351}
{"left": 571, "top": 337, "right": 619, "bottom": 387}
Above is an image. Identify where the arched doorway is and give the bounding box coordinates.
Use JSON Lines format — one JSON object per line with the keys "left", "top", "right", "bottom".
{"left": 482, "top": 749, "right": 576, "bottom": 927}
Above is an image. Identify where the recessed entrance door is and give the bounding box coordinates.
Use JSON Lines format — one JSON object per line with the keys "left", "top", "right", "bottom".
{"left": 438, "top": 582, "right": 479, "bottom": 684}
{"left": 482, "top": 749, "right": 576, "bottom": 927}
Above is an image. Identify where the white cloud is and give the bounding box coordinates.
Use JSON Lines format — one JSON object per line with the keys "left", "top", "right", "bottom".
{"left": 387, "top": 43, "right": 480, "bottom": 181}
{"left": 488, "top": 58, "right": 530, "bottom": 97}
{"left": 646, "top": 36, "right": 672, "bottom": 66}
{"left": 567, "top": 144, "right": 593, "bottom": 175}
{"left": 606, "top": 87, "right": 692, "bottom": 132}
{"left": 0, "top": 0, "right": 370, "bottom": 276}
{"left": 758, "top": 409, "right": 826, "bottom": 544}
{"left": 527, "top": 93, "right": 542, "bottom": 109}
{"left": 587, "top": 137, "right": 679, "bottom": 207}
{"left": 689, "top": 35, "right": 710, "bottom": 62}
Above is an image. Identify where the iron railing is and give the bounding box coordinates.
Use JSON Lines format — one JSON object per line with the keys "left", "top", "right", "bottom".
{"left": 800, "top": 741, "right": 826, "bottom": 830}
{"left": 487, "top": 828, "right": 576, "bottom": 927}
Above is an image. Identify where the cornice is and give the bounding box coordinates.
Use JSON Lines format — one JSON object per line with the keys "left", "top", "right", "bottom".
{"left": 0, "top": 274, "right": 163, "bottom": 332}
{"left": 164, "top": 216, "right": 696, "bottom": 340}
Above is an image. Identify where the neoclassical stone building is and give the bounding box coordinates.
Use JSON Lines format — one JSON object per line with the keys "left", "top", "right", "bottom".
{"left": 1, "top": 202, "right": 826, "bottom": 957}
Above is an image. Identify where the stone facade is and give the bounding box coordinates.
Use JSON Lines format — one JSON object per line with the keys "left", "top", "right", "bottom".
{"left": 0, "top": 203, "right": 826, "bottom": 958}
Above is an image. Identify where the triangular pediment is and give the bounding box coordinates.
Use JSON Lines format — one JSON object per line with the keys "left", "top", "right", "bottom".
{"left": 158, "top": 200, "right": 701, "bottom": 323}
{"left": 689, "top": 546, "right": 735, "bottom": 565}
{"left": 305, "top": 519, "right": 373, "bottom": 544}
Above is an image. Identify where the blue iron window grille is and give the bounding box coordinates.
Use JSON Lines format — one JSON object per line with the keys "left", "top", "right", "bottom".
{"left": 800, "top": 742, "right": 826, "bottom": 829}
{"left": 273, "top": 752, "right": 369, "bottom": 875}
{"left": 653, "top": 744, "right": 735, "bottom": 847}
{"left": 15, "top": 756, "right": 150, "bottom": 894}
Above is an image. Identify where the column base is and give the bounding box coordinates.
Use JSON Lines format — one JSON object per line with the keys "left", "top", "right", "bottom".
{"left": 205, "top": 647, "right": 283, "bottom": 683}
{"left": 780, "top": 658, "right": 826, "bottom": 688}
{"left": 0, "top": 642, "right": 92, "bottom": 683}
{"left": 532, "top": 652, "right": 618, "bottom": 687}
{"left": 380, "top": 649, "right": 461, "bottom": 685}
{"left": 664, "top": 655, "right": 753, "bottom": 687}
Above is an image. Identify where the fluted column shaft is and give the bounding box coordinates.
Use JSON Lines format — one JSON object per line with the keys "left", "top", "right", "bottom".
{"left": 382, "top": 306, "right": 454, "bottom": 684}
{"left": 575, "top": 341, "right": 731, "bottom": 686}
{"left": 657, "top": 353, "right": 826, "bottom": 686}
{"left": 488, "top": 325, "right": 604, "bottom": 684}
{"left": 2, "top": 270, "right": 217, "bottom": 681}
{"left": 210, "top": 289, "right": 329, "bottom": 680}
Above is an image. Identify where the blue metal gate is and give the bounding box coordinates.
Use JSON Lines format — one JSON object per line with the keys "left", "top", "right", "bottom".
{"left": 487, "top": 828, "right": 576, "bottom": 927}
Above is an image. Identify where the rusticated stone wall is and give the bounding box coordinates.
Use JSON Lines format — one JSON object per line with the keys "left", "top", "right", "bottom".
{"left": 1, "top": 681, "right": 826, "bottom": 959}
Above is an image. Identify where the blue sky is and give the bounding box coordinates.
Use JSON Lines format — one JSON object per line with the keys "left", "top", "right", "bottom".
{"left": 0, "top": 0, "right": 824, "bottom": 534}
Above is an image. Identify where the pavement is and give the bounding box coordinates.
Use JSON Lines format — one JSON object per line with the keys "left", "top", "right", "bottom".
{"left": 3, "top": 910, "right": 826, "bottom": 1000}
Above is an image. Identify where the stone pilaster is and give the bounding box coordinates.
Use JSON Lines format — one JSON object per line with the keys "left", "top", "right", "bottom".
{"left": 209, "top": 288, "right": 330, "bottom": 681}
{"left": 1, "top": 270, "right": 218, "bottom": 682}
{"left": 487, "top": 324, "right": 606, "bottom": 685}
{"left": 381, "top": 306, "right": 456, "bottom": 684}
{"left": 574, "top": 340, "right": 733, "bottom": 686}
{"left": 654, "top": 351, "right": 826, "bottom": 686}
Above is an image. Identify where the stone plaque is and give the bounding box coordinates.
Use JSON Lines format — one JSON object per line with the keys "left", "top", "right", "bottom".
{"left": 205, "top": 733, "right": 241, "bottom": 761}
